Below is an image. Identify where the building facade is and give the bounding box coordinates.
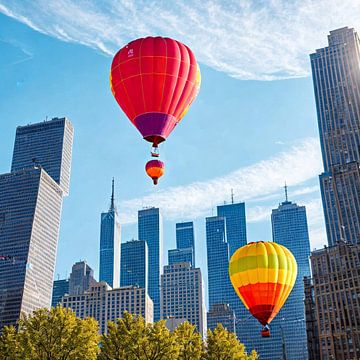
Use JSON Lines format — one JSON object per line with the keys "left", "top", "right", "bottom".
{"left": 0, "top": 117, "right": 73, "bottom": 331}
{"left": 304, "top": 277, "right": 321, "bottom": 360}
{"left": 175, "top": 222, "right": 195, "bottom": 267}
{"left": 311, "top": 27, "right": 360, "bottom": 245}
{"left": 206, "top": 203, "right": 251, "bottom": 347}
{"left": 51, "top": 279, "right": 69, "bottom": 307}
{"left": 99, "top": 179, "right": 121, "bottom": 288}
{"left": 120, "top": 240, "right": 148, "bottom": 291}
{"left": 62, "top": 282, "right": 153, "bottom": 334}
{"left": 11, "top": 117, "right": 73, "bottom": 195}
{"left": 168, "top": 248, "right": 193, "bottom": 266}
{"left": 161, "top": 262, "right": 206, "bottom": 339}
{"left": 306, "top": 242, "right": 360, "bottom": 360}
{"left": 269, "top": 195, "right": 311, "bottom": 360}
{"left": 207, "top": 303, "right": 236, "bottom": 333}
{"left": 68, "top": 261, "right": 96, "bottom": 295}
{"left": 138, "top": 207, "right": 163, "bottom": 321}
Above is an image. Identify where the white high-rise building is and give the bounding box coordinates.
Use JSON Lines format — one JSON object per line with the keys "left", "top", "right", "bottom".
{"left": 161, "top": 262, "right": 206, "bottom": 338}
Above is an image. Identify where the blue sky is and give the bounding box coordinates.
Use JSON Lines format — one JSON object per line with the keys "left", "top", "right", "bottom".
{"left": 1, "top": 1, "right": 359, "bottom": 286}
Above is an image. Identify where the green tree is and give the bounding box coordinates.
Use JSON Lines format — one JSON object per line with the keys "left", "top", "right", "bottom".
{"left": 13, "top": 306, "right": 99, "bottom": 360}
{"left": 100, "top": 312, "right": 179, "bottom": 360}
{"left": 173, "top": 321, "right": 203, "bottom": 360}
{"left": 204, "top": 324, "right": 258, "bottom": 360}
{"left": 0, "top": 326, "right": 22, "bottom": 360}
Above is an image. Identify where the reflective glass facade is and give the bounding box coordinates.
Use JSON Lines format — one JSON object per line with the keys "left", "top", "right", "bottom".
{"left": 51, "top": 279, "right": 69, "bottom": 307}
{"left": 176, "top": 222, "right": 195, "bottom": 266}
{"left": 168, "top": 248, "right": 193, "bottom": 266}
{"left": 138, "top": 208, "right": 163, "bottom": 321}
{"left": 207, "top": 303, "right": 236, "bottom": 333}
{"left": 120, "top": 240, "right": 148, "bottom": 291}
{"left": 11, "top": 117, "right": 73, "bottom": 195}
{"left": 269, "top": 200, "right": 311, "bottom": 360}
{"left": 311, "top": 27, "right": 360, "bottom": 245}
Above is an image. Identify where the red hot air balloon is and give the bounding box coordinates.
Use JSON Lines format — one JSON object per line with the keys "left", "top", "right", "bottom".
{"left": 110, "top": 36, "right": 201, "bottom": 156}
{"left": 145, "top": 160, "right": 165, "bottom": 185}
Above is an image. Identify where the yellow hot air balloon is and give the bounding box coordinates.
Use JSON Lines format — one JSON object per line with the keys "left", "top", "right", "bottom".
{"left": 229, "top": 241, "right": 297, "bottom": 337}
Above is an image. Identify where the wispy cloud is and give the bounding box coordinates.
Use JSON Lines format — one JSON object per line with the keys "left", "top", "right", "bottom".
{"left": 1, "top": 1, "right": 360, "bottom": 80}
{"left": 119, "top": 137, "right": 322, "bottom": 223}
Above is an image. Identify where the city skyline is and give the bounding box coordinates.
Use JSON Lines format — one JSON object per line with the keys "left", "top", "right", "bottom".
{"left": 0, "top": 6, "right": 338, "bottom": 281}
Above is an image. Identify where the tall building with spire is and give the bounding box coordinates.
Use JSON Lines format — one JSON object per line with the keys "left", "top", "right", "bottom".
{"left": 0, "top": 117, "right": 73, "bottom": 330}
{"left": 99, "top": 179, "right": 121, "bottom": 288}
{"left": 311, "top": 27, "right": 360, "bottom": 245}
{"left": 269, "top": 185, "right": 311, "bottom": 360}
{"left": 138, "top": 207, "right": 163, "bottom": 321}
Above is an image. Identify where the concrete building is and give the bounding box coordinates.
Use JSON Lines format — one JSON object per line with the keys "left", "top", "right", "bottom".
{"left": 62, "top": 282, "right": 153, "bottom": 334}
{"left": 138, "top": 207, "right": 163, "bottom": 321}
{"left": 69, "top": 261, "right": 96, "bottom": 295}
{"left": 161, "top": 262, "right": 206, "bottom": 338}
{"left": 51, "top": 279, "right": 69, "bottom": 307}
{"left": 207, "top": 303, "right": 236, "bottom": 333}
{"left": 99, "top": 179, "right": 121, "bottom": 288}
{"left": 0, "top": 117, "right": 73, "bottom": 331}
{"left": 304, "top": 242, "right": 360, "bottom": 360}
{"left": 311, "top": 27, "right": 360, "bottom": 246}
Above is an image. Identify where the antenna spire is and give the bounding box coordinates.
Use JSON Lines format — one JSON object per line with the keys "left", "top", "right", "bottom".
{"left": 284, "top": 182, "right": 288, "bottom": 202}
{"left": 110, "top": 178, "right": 115, "bottom": 211}
{"left": 231, "top": 189, "right": 234, "bottom": 204}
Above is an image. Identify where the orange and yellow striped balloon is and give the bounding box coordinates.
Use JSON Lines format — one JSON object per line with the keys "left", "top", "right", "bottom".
{"left": 229, "top": 241, "right": 297, "bottom": 327}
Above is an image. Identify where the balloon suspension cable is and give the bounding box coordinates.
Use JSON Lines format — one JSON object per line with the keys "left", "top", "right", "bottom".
{"left": 151, "top": 144, "right": 160, "bottom": 158}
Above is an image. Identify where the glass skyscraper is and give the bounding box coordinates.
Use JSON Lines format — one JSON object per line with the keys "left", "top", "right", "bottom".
{"left": 138, "top": 207, "right": 163, "bottom": 321}
{"left": 311, "top": 27, "right": 360, "bottom": 245}
{"left": 69, "top": 261, "right": 96, "bottom": 295}
{"left": 0, "top": 117, "right": 73, "bottom": 330}
{"left": 51, "top": 279, "right": 69, "bottom": 307}
{"left": 120, "top": 240, "right": 148, "bottom": 291}
{"left": 270, "top": 194, "right": 311, "bottom": 360}
{"left": 99, "top": 179, "right": 121, "bottom": 288}
{"left": 175, "top": 222, "right": 195, "bottom": 266}
{"left": 168, "top": 248, "right": 193, "bottom": 266}
{"left": 206, "top": 202, "right": 250, "bottom": 344}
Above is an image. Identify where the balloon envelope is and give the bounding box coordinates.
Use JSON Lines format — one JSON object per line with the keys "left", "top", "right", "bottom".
{"left": 229, "top": 241, "right": 297, "bottom": 326}
{"left": 145, "top": 159, "right": 165, "bottom": 185}
{"left": 110, "top": 36, "right": 201, "bottom": 146}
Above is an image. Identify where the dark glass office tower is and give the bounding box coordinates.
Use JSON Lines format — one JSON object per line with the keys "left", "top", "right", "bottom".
{"left": 120, "top": 240, "right": 148, "bottom": 291}
{"left": 51, "top": 279, "right": 69, "bottom": 307}
{"left": 138, "top": 207, "right": 163, "bottom": 321}
{"left": 99, "top": 179, "right": 121, "bottom": 288}
{"left": 0, "top": 117, "right": 73, "bottom": 330}
{"left": 311, "top": 27, "right": 360, "bottom": 245}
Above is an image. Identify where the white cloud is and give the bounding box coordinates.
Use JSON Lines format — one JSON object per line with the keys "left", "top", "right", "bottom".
{"left": 1, "top": 0, "right": 360, "bottom": 80}
{"left": 119, "top": 137, "right": 322, "bottom": 223}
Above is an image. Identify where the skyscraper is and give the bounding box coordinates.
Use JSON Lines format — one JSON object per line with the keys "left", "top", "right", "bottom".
{"left": 270, "top": 189, "right": 311, "bottom": 360}
{"left": 161, "top": 262, "right": 206, "bottom": 339}
{"left": 99, "top": 179, "right": 121, "bottom": 288}
{"left": 217, "top": 202, "right": 247, "bottom": 256}
{"left": 11, "top": 117, "right": 73, "bottom": 195}
{"left": 51, "top": 279, "right": 69, "bottom": 307}
{"left": 311, "top": 27, "right": 360, "bottom": 245}
{"left": 305, "top": 242, "right": 360, "bottom": 359}
{"left": 138, "top": 207, "right": 163, "bottom": 321}
{"left": 168, "top": 248, "right": 194, "bottom": 266}
{"left": 120, "top": 240, "right": 148, "bottom": 291}
{"left": 68, "top": 261, "right": 96, "bottom": 295}
{"left": 206, "top": 202, "right": 250, "bottom": 344}
{"left": 175, "top": 222, "right": 195, "bottom": 266}
{"left": 0, "top": 117, "right": 73, "bottom": 330}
